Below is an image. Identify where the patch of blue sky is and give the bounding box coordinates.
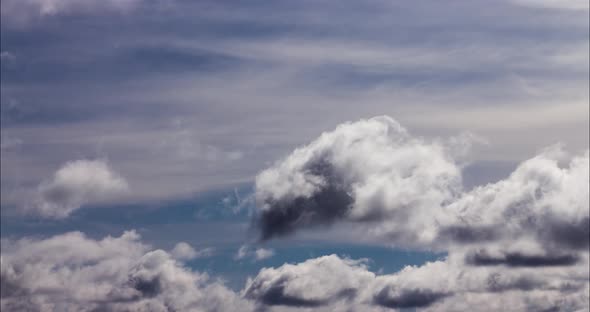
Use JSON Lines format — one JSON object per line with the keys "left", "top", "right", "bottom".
{"left": 187, "top": 241, "right": 445, "bottom": 291}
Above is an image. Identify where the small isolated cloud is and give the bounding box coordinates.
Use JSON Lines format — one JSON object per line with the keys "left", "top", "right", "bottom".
{"left": 254, "top": 248, "right": 274, "bottom": 261}
{"left": 29, "top": 159, "right": 129, "bottom": 219}
{"left": 170, "top": 242, "right": 213, "bottom": 261}
{"left": 234, "top": 245, "right": 275, "bottom": 262}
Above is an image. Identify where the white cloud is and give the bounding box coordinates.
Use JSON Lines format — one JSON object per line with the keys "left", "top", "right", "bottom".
{"left": 254, "top": 116, "right": 589, "bottom": 254}
{"left": 170, "top": 242, "right": 213, "bottom": 261}
{"left": 248, "top": 116, "right": 589, "bottom": 310}
{"left": 243, "top": 253, "right": 589, "bottom": 311}
{"left": 235, "top": 245, "right": 275, "bottom": 262}
{"left": 254, "top": 248, "right": 275, "bottom": 261}
{"left": 30, "top": 159, "right": 129, "bottom": 219}
{"left": 2, "top": 231, "right": 587, "bottom": 311}
{"left": 0, "top": 231, "right": 252, "bottom": 312}
{"left": 255, "top": 116, "right": 466, "bottom": 244}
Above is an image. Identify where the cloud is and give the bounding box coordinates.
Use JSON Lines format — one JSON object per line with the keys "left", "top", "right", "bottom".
{"left": 254, "top": 248, "right": 275, "bottom": 261}
{"left": 170, "top": 242, "right": 213, "bottom": 261}
{"left": 243, "top": 255, "right": 374, "bottom": 308}
{"left": 255, "top": 116, "right": 464, "bottom": 243}
{"left": 1, "top": 231, "right": 587, "bottom": 311}
{"left": 242, "top": 253, "right": 589, "bottom": 311}
{"left": 0, "top": 231, "right": 252, "bottom": 312}
{"left": 245, "top": 116, "right": 589, "bottom": 310}
{"left": 254, "top": 117, "right": 589, "bottom": 255}
{"left": 1, "top": 0, "right": 145, "bottom": 26}
{"left": 235, "top": 245, "right": 275, "bottom": 262}
{"left": 29, "top": 159, "right": 129, "bottom": 219}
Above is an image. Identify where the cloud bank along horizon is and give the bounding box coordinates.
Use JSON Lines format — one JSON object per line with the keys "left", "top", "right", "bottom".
{"left": 2, "top": 116, "right": 588, "bottom": 311}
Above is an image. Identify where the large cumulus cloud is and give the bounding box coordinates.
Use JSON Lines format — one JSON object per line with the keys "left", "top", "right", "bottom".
{"left": 254, "top": 116, "right": 589, "bottom": 253}
{"left": 29, "top": 159, "right": 129, "bottom": 219}
{"left": 0, "top": 231, "right": 251, "bottom": 312}
{"left": 255, "top": 116, "right": 464, "bottom": 244}
{"left": 250, "top": 116, "right": 589, "bottom": 311}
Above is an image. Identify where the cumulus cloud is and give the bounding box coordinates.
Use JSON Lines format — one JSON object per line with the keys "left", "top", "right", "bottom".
{"left": 248, "top": 115, "right": 589, "bottom": 310}
{"left": 29, "top": 159, "right": 129, "bottom": 219}
{"left": 254, "top": 116, "right": 589, "bottom": 253}
{"left": 243, "top": 253, "right": 589, "bottom": 311}
{"left": 255, "top": 116, "right": 464, "bottom": 244}
{"left": 0, "top": 231, "right": 252, "bottom": 312}
{"left": 2, "top": 232, "right": 587, "bottom": 312}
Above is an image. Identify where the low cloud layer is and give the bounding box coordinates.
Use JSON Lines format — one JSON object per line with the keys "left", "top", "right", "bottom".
{"left": 0, "top": 231, "right": 250, "bottom": 312}
{"left": 1, "top": 232, "right": 588, "bottom": 310}
{"left": 29, "top": 159, "right": 129, "bottom": 218}
{"left": 243, "top": 253, "right": 589, "bottom": 311}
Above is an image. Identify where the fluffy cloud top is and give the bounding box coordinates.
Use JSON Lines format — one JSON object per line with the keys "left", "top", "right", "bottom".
{"left": 255, "top": 116, "right": 463, "bottom": 243}
{"left": 255, "top": 116, "right": 589, "bottom": 255}
{"left": 248, "top": 116, "right": 590, "bottom": 310}
{"left": 30, "top": 159, "right": 129, "bottom": 219}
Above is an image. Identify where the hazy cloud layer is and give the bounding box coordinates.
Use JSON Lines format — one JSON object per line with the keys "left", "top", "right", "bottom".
{"left": 29, "top": 159, "right": 129, "bottom": 218}
{"left": 1, "top": 0, "right": 588, "bottom": 212}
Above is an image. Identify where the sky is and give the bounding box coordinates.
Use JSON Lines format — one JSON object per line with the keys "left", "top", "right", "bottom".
{"left": 0, "top": 0, "right": 589, "bottom": 311}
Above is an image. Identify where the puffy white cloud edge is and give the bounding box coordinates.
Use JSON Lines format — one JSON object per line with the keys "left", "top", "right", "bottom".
{"left": 29, "top": 159, "right": 129, "bottom": 219}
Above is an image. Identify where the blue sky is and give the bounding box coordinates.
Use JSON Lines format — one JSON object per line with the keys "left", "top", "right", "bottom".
{"left": 1, "top": 1, "right": 589, "bottom": 311}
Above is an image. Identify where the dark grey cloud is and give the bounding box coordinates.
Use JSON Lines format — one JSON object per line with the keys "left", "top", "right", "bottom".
{"left": 466, "top": 251, "right": 580, "bottom": 267}
{"left": 437, "top": 225, "right": 501, "bottom": 244}
{"left": 257, "top": 159, "right": 353, "bottom": 240}
{"left": 373, "top": 287, "right": 450, "bottom": 309}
